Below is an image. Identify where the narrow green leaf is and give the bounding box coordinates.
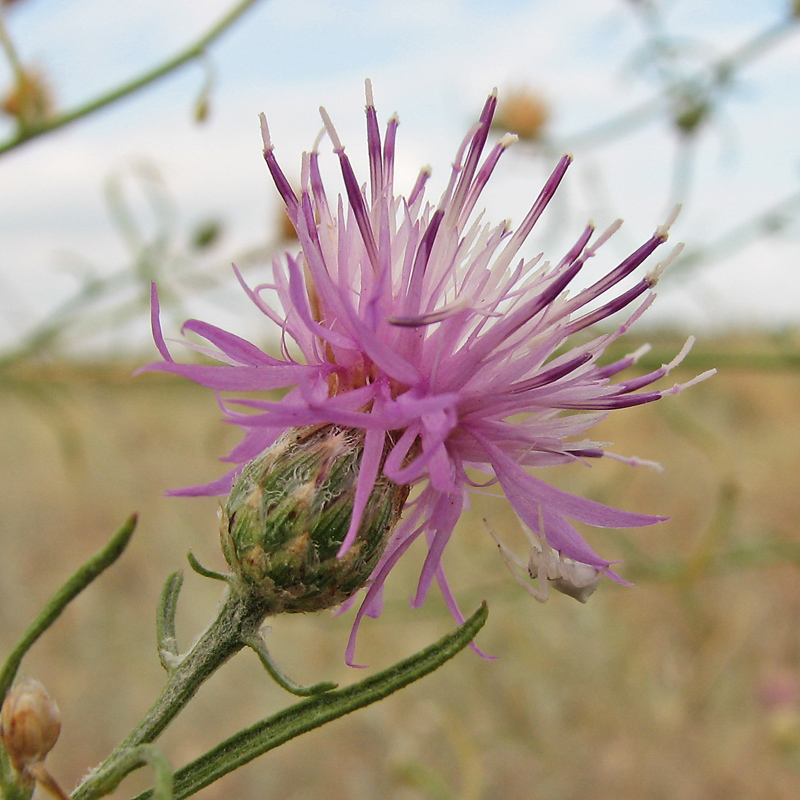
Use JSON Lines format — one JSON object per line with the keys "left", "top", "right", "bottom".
{"left": 186, "top": 552, "right": 229, "bottom": 582}
{"left": 244, "top": 634, "right": 337, "bottom": 697}
{"left": 157, "top": 572, "right": 184, "bottom": 672}
{"left": 131, "top": 603, "right": 488, "bottom": 800}
{"left": 0, "top": 514, "right": 137, "bottom": 703}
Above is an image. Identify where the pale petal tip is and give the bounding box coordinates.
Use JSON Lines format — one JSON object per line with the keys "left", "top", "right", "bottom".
{"left": 647, "top": 242, "right": 685, "bottom": 284}
{"left": 586, "top": 219, "right": 623, "bottom": 257}
{"left": 311, "top": 126, "right": 326, "bottom": 154}
{"left": 498, "top": 132, "right": 518, "bottom": 148}
{"left": 259, "top": 112, "right": 272, "bottom": 152}
{"left": 605, "top": 451, "right": 665, "bottom": 473}
{"left": 655, "top": 204, "right": 682, "bottom": 240}
{"left": 319, "top": 106, "right": 343, "bottom": 152}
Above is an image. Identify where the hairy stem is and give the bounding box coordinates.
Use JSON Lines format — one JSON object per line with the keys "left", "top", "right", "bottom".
{"left": 133, "top": 603, "right": 489, "bottom": 800}
{"left": 71, "top": 589, "right": 268, "bottom": 800}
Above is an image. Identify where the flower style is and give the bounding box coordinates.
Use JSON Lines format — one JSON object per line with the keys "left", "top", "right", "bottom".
{"left": 145, "top": 81, "right": 711, "bottom": 665}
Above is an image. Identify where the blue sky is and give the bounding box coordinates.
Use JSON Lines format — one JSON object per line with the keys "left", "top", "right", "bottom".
{"left": 1, "top": 0, "right": 798, "bottom": 352}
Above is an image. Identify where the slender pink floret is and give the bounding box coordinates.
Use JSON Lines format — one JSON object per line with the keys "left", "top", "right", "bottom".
{"left": 144, "top": 82, "right": 712, "bottom": 665}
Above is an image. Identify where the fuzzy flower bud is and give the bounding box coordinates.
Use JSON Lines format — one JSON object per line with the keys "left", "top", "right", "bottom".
{"left": 221, "top": 424, "right": 409, "bottom": 613}
{"left": 1, "top": 679, "right": 61, "bottom": 772}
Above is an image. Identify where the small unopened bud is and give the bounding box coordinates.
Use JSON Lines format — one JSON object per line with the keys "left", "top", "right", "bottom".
{"left": 671, "top": 85, "right": 711, "bottom": 135}
{"left": 221, "top": 424, "right": 409, "bottom": 613}
{"left": 1, "top": 679, "right": 61, "bottom": 772}
{"left": 1, "top": 68, "right": 55, "bottom": 126}
{"left": 493, "top": 89, "right": 549, "bottom": 141}
{"left": 190, "top": 218, "right": 223, "bottom": 251}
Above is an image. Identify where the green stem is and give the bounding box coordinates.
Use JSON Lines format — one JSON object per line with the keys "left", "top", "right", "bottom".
{"left": 71, "top": 588, "right": 269, "bottom": 800}
{"left": 714, "top": 18, "right": 799, "bottom": 77}
{"left": 135, "top": 746, "right": 174, "bottom": 800}
{"left": 0, "top": 0, "right": 264, "bottom": 158}
{"left": 563, "top": 17, "right": 800, "bottom": 150}
{"left": 95, "top": 746, "right": 174, "bottom": 800}
{"left": 132, "top": 603, "right": 489, "bottom": 800}
{"left": 0, "top": 514, "right": 137, "bottom": 704}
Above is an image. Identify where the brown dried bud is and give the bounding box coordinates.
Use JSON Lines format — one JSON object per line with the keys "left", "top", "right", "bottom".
{"left": 1, "top": 679, "right": 61, "bottom": 772}
{"left": 493, "top": 90, "right": 550, "bottom": 141}
{"left": 1, "top": 68, "right": 55, "bottom": 126}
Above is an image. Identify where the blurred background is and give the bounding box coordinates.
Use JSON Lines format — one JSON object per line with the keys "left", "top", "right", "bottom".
{"left": 1, "top": 0, "right": 799, "bottom": 798}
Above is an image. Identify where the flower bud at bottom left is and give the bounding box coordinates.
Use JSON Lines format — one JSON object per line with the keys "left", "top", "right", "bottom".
{"left": 1, "top": 679, "right": 61, "bottom": 775}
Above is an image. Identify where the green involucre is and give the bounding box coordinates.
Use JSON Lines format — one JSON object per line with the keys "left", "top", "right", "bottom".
{"left": 221, "top": 425, "right": 408, "bottom": 613}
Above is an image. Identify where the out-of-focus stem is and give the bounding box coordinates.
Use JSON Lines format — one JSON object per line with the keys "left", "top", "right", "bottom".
{"left": 0, "top": 0, "right": 264, "bottom": 158}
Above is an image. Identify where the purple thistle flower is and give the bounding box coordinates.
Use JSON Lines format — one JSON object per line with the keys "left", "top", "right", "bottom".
{"left": 144, "top": 81, "right": 712, "bottom": 666}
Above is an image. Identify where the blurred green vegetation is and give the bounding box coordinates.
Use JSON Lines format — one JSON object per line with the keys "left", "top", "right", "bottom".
{"left": 1, "top": 334, "right": 799, "bottom": 799}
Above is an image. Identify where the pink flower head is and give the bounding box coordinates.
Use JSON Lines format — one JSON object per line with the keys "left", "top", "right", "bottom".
{"left": 144, "top": 81, "right": 712, "bottom": 665}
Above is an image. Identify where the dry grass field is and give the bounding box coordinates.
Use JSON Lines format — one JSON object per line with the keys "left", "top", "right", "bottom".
{"left": 2, "top": 332, "right": 800, "bottom": 799}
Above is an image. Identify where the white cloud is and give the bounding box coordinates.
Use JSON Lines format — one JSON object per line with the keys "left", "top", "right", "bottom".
{"left": 1, "top": 0, "right": 798, "bottom": 351}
